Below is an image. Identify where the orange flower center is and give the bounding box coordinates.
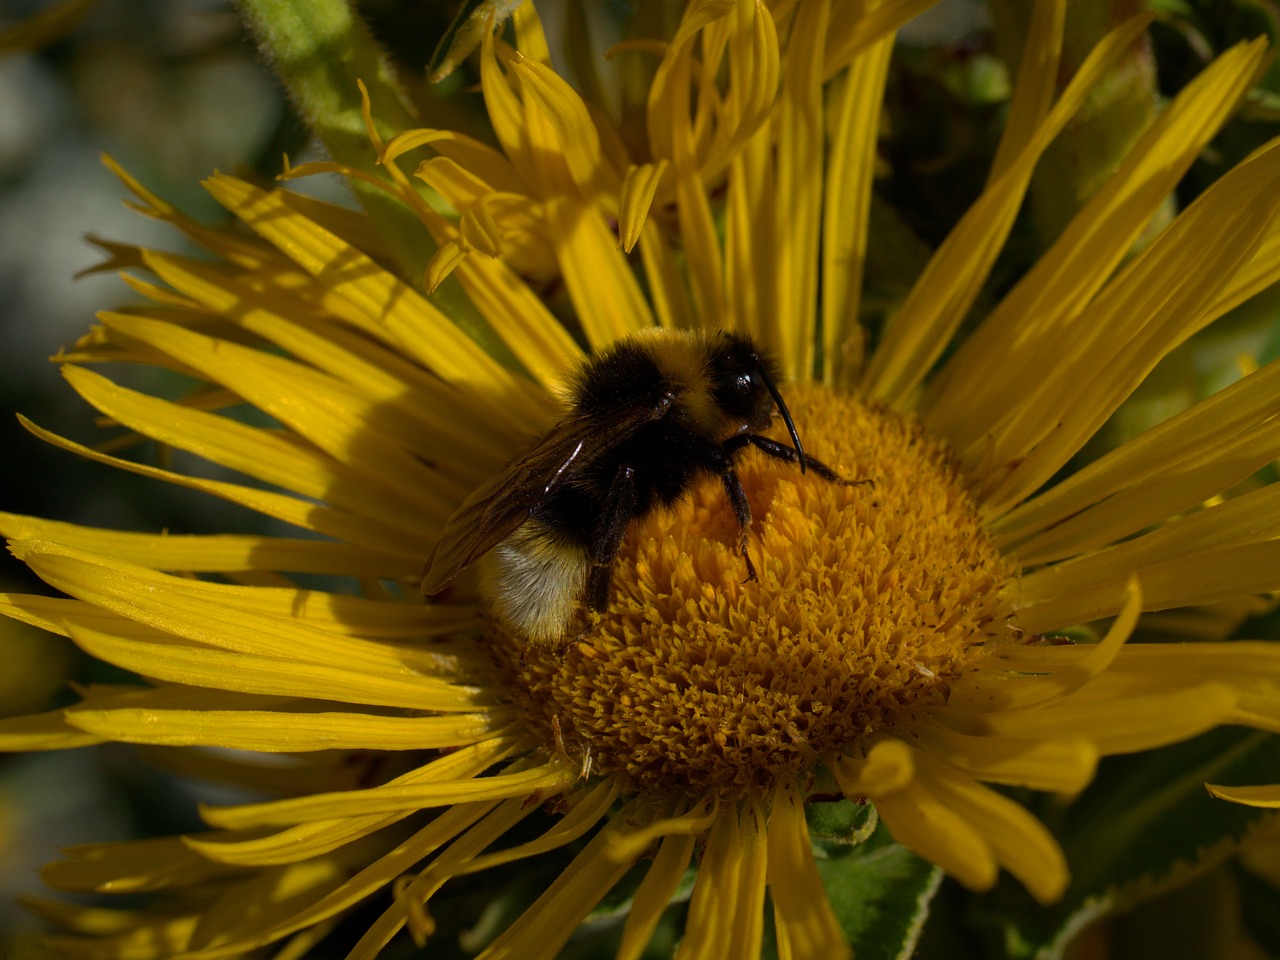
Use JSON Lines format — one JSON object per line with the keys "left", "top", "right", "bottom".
{"left": 495, "top": 386, "right": 1016, "bottom": 797}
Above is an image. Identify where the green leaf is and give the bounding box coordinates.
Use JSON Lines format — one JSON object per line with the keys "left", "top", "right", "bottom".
{"left": 764, "top": 818, "right": 941, "bottom": 960}
{"left": 981, "top": 727, "right": 1280, "bottom": 960}
{"left": 818, "top": 835, "right": 942, "bottom": 960}
{"left": 1234, "top": 861, "right": 1280, "bottom": 957}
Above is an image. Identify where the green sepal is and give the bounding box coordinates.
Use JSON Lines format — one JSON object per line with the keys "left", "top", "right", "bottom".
{"left": 427, "top": 0, "right": 525, "bottom": 83}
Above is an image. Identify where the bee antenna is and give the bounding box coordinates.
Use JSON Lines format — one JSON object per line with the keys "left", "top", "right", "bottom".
{"left": 754, "top": 356, "right": 807, "bottom": 474}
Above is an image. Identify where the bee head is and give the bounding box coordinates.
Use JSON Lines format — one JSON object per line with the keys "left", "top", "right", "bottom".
{"left": 710, "top": 334, "right": 808, "bottom": 473}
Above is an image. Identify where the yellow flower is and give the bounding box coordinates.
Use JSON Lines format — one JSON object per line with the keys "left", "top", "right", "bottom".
{"left": 5, "top": 1, "right": 1280, "bottom": 958}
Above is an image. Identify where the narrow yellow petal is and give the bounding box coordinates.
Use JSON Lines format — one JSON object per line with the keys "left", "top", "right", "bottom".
{"left": 203, "top": 175, "right": 543, "bottom": 427}
{"left": 62, "top": 364, "right": 420, "bottom": 528}
{"left": 910, "top": 719, "right": 1097, "bottom": 793}
{"left": 476, "top": 802, "right": 644, "bottom": 960}
{"left": 422, "top": 236, "right": 471, "bottom": 292}
{"left": 96, "top": 313, "right": 458, "bottom": 523}
{"left": 952, "top": 682, "right": 1237, "bottom": 755}
{"left": 953, "top": 578, "right": 1142, "bottom": 712}
{"left": 103, "top": 154, "right": 274, "bottom": 270}
{"left": 912, "top": 753, "right": 1068, "bottom": 905}
{"left": 479, "top": 22, "right": 533, "bottom": 178}
{"left": 771, "top": 0, "right": 828, "bottom": 380}
{"left": 822, "top": 29, "right": 893, "bottom": 386}
{"left": 606, "top": 797, "right": 719, "bottom": 861}
{"left": 637, "top": 216, "right": 697, "bottom": 329}
{"left": 830, "top": 737, "right": 915, "bottom": 796}
{"left": 990, "top": 354, "right": 1280, "bottom": 548}
{"left": 821, "top": 0, "right": 940, "bottom": 80}
{"left": 981, "top": 139, "right": 1280, "bottom": 513}
{"left": 451, "top": 779, "right": 619, "bottom": 878}
{"left": 676, "top": 804, "right": 751, "bottom": 960}
{"left": 139, "top": 249, "right": 511, "bottom": 473}
{"left": 510, "top": 57, "right": 619, "bottom": 205}
{"left": 871, "top": 778, "right": 998, "bottom": 892}
{"left": 985, "top": 0, "right": 1064, "bottom": 183}
{"left": 386, "top": 128, "right": 526, "bottom": 193}
{"left": 178, "top": 802, "right": 501, "bottom": 959}
{"left": 0, "top": 709, "right": 102, "bottom": 751}
{"left": 863, "top": 14, "right": 1150, "bottom": 407}
{"left": 44, "top": 834, "right": 241, "bottom": 894}
{"left": 187, "top": 859, "right": 348, "bottom": 953}
{"left": 13, "top": 541, "right": 474, "bottom": 678}
{"left": 544, "top": 195, "right": 655, "bottom": 346}
{"left": 67, "top": 708, "right": 499, "bottom": 752}
{"left": 203, "top": 758, "right": 567, "bottom": 829}
{"left": 618, "top": 160, "right": 669, "bottom": 254}
{"left": 0, "top": 512, "right": 412, "bottom": 578}
{"left": 1204, "top": 218, "right": 1280, "bottom": 321}
{"left": 767, "top": 778, "right": 850, "bottom": 960}
{"left": 1206, "top": 783, "right": 1280, "bottom": 807}
{"left": 17, "top": 416, "right": 421, "bottom": 559}
{"left": 394, "top": 798, "right": 538, "bottom": 947}
{"left": 616, "top": 831, "right": 697, "bottom": 960}
{"left": 1018, "top": 513, "right": 1280, "bottom": 630}
{"left": 445, "top": 243, "right": 585, "bottom": 389}
{"left": 61, "top": 619, "right": 486, "bottom": 713}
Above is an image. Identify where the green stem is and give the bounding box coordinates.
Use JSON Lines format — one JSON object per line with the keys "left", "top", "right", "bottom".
{"left": 233, "top": 0, "right": 430, "bottom": 284}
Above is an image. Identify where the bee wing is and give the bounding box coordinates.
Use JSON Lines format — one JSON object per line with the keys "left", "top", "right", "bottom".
{"left": 421, "top": 394, "right": 673, "bottom": 595}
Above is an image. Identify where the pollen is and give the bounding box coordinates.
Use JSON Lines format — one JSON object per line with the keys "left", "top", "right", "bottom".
{"left": 495, "top": 386, "right": 1017, "bottom": 797}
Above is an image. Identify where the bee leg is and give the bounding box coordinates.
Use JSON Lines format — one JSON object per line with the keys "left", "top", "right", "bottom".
{"left": 734, "top": 435, "right": 874, "bottom": 488}
{"left": 719, "top": 467, "right": 758, "bottom": 582}
{"left": 586, "top": 465, "right": 638, "bottom": 612}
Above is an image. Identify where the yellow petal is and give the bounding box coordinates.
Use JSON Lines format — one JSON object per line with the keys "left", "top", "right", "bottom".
{"left": 831, "top": 737, "right": 915, "bottom": 796}
{"left": 910, "top": 719, "right": 1097, "bottom": 793}
{"left": 17, "top": 416, "right": 418, "bottom": 558}
{"left": 510, "top": 56, "right": 618, "bottom": 204}
{"left": 44, "top": 834, "right": 241, "bottom": 894}
{"left": 60, "top": 618, "right": 485, "bottom": 713}
{"left": 203, "top": 756, "right": 566, "bottom": 828}
{"left": 475, "top": 802, "right": 644, "bottom": 960}
{"left": 0, "top": 709, "right": 102, "bottom": 751}
{"left": 1206, "top": 783, "right": 1280, "bottom": 807}
{"left": 182, "top": 802, "right": 501, "bottom": 959}
{"left": 544, "top": 195, "right": 655, "bottom": 346}
{"left": 822, "top": 29, "right": 893, "bottom": 386}
{"left": 616, "top": 831, "right": 698, "bottom": 960}
{"left": 981, "top": 138, "right": 1280, "bottom": 513}
{"left": 871, "top": 777, "right": 998, "bottom": 892}
{"left": 911, "top": 752, "right": 1068, "bottom": 905}
{"left": 14, "top": 541, "right": 474, "bottom": 677}
{"left": 991, "top": 354, "right": 1280, "bottom": 550}
{"left": 203, "top": 175, "right": 544, "bottom": 428}
{"left": 0, "top": 512, "right": 412, "bottom": 578}
{"left": 767, "top": 778, "right": 850, "bottom": 960}
{"left": 67, "top": 708, "right": 498, "bottom": 752}
{"left": 862, "top": 13, "right": 1149, "bottom": 407}
{"left": 618, "top": 160, "right": 669, "bottom": 254}
{"left": 676, "top": 801, "right": 756, "bottom": 960}
{"left": 953, "top": 682, "right": 1237, "bottom": 755}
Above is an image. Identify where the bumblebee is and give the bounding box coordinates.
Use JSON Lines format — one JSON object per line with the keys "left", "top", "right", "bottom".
{"left": 421, "top": 329, "right": 859, "bottom": 645}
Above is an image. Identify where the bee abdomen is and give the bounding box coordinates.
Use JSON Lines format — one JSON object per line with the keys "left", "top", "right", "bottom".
{"left": 478, "top": 521, "right": 587, "bottom": 644}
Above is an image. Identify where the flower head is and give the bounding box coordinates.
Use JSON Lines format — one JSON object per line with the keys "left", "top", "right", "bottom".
{"left": 7, "top": 1, "right": 1280, "bottom": 958}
